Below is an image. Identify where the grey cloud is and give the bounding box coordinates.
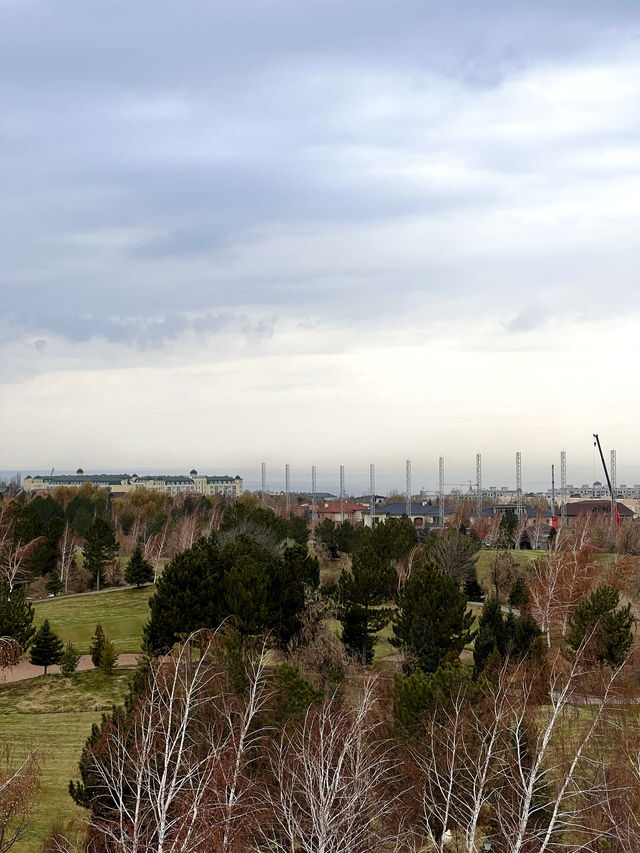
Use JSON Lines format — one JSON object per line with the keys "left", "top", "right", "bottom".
{"left": 1, "top": 0, "right": 640, "bottom": 353}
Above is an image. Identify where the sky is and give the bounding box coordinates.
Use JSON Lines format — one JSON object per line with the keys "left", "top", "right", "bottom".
{"left": 1, "top": 0, "right": 639, "bottom": 494}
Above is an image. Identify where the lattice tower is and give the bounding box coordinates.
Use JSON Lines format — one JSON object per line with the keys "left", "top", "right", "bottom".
{"left": 339, "top": 465, "right": 345, "bottom": 524}
{"left": 516, "top": 452, "right": 522, "bottom": 517}
{"left": 476, "top": 453, "right": 482, "bottom": 514}
{"left": 261, "top": 462, "right": 267, "bottom": 506}
{"left": 285, "top": 464, "right": 290, "bottom": 516}
{"left": 560, "top": 450, "right": 567, "bottom": 524}
{"left": 311, "top": 465, "right": 317, "bottom": 523}
{"left": 610, "top": 449, "right": 617, "bottom": 499}
{"left": 406, "top": 459, "right": 412, "bottom": 518}
{"left": 370, "top": 464, "right": 376, "bottom": 524}
{"left": 439, "top": 456, "right": 445, "bottom": 529}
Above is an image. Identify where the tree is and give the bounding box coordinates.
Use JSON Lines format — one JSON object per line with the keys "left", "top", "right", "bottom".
{"left": 392, "top": 559, "right": 474, "bottom": 674}
{"left": 124, "top": 546, "right": 154, "bottom": 588}
{"left": 71, "top": 630, "right": 271, "bottom": 853}
{"left": 59, "top": 642, "right": 81, "bottom": 677}
{"left": 99, "top": 639, "right": 118, "bottom": 675}
{"left": 29, "top": 620, "right": 63, "bottom": 675}
{"left": 83, "top": 517, "right": 118, "bottom": 590}
{"left": 567, "top": 585, "right": 634, "bottom": 666}
{"left": 0, "top": 583, "right": 35, "bottom": 651}
{"left": 473, "top": 596, "right": 542, "bottom": 677}
{"left": 0, "top": 741, "right": 40, "bottom": 852}
{"left": 89, "top": 624, "right": 106, "bottom": 668}
{"left": 338, "top": 544, "right": 396, "bottom": 663}
{"left": 260, "top": 679, "right": 402, "bottom": 853}
{"left": 428, "top": 531, "right": 480, "bottom": 586}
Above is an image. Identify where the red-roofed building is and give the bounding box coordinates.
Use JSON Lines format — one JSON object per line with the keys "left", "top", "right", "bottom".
{"left": 315, "top": 502, "right": 369, "bottom": 524}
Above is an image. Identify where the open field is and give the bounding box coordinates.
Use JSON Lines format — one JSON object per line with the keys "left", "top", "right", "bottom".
{"left": 32, "top": 586, "right": 155, "bottom": 654}
{"left": 0, "top": 669, "right": 134, "bottom": 852}
{"left": 476, "top": 548, "right": 544, "bottom": 589}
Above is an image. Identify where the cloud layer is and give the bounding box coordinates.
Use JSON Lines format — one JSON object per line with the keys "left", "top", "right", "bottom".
{"left": 1, "top": 1, "right": 639, "bottom": 488}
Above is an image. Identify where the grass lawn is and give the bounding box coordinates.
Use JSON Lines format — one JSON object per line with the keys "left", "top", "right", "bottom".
{"left": 476, "top": 548, "right": 544, "bottom": 590}
{"left": 0, "top": 669, "right": 133, "bottom": 852}
{"left": 32, "top": 586, "right": 155, "bottom": 654}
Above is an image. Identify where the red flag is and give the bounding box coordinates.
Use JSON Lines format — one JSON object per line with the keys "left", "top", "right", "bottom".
{"left": 551, "top": 516, "right": 558, "bottom": 530}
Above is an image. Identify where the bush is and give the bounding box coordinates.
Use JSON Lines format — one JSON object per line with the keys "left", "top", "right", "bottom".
{"left": 59, "top": 641, "right": 81, "bottom": 677}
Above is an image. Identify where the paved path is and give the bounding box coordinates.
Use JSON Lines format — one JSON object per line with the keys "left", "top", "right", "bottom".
{"left": 1, "top": 653, "right": 141, "bottom": 683}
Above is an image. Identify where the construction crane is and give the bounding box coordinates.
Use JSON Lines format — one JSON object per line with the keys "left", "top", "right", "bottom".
{"left": 593, "top": 434, "right": 619, "bottom": 523}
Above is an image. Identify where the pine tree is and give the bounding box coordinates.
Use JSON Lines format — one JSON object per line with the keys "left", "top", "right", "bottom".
{"left": 30, "top": 619, "right": 63, "bottom": 674}
{"left": 392, "top": 560, "right": 475, "bottom": 675}
{"left": 60, "top": 641, "right": 81, "bottom": 677}
{"left": 0, "top": 582, "right": 35, "bottom": 650}
{"left": 83, "top": 517, "right": 119, "bottom": 589}
{"left": 568, "top": 585, "right": 634, "bottom": 666}
{"left": 124, "top": 546, "right": 154, "bottom": 588}
{"left": 99, "top": 639, "right": 118, "bottom": 675}
{"left": 89, "top": 624, "right": 106, "bottom": 668}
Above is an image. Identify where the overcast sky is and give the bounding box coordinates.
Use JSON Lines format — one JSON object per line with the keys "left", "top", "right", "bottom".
{"left": 1, "top": 0, "right": 639, "bottom": 492}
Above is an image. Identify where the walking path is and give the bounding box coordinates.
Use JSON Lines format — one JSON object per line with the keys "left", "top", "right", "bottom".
{"left": 1, "top": 653, "right": 141, "bottom": 683}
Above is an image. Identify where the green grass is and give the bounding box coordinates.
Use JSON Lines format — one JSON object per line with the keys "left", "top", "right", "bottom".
{"left": 0, "top": 669, "right": 133, "bottom": 852}
{"left": 476, "top": 548, "right": 545, "bottom": 590}
{"left": 32, "top": 586, "right": 155, "bottom": 654}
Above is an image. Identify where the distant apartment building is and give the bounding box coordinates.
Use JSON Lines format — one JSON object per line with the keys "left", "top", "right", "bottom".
{"left": 23, "top": 469, "right": 243, "bottom": 498}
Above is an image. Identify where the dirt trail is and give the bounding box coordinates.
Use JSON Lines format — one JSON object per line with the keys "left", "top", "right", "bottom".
{"left": 1, "top": 654, "right": 141, "bottom": 683}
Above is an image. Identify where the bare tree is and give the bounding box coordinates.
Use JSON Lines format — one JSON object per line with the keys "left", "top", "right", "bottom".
{"left": 0, "top": 741, "right": 40, "bottom": 853}
{"left": 0, "top": 507, "right": 41, "bottom": 590}
{"left": 86, "top": 630, "right": 270, "bottom": 853}
{"left": 260, "top": 678, "right": 404, "bottom": 853}
{"left": 56, "top": 523, "right": 78, "bottom": 593}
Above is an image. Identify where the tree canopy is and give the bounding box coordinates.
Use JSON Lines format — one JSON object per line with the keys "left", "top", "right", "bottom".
{"left": 568, "top": 585, "right": 634, "bottom": 666}
{"left": 391, "top": 559, "right": 474, "bottom": 674}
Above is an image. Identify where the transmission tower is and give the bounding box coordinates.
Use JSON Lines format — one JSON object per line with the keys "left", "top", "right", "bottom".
{"left": 551, "top": 464, "right": 555, "bottom": 516}
{"left": 560, "top": 450, "right": 567, "bottom": 525}
{"left": 439, "top": 456, "right": 445, "bottom": 529}
{"left": 339, "top": 465, "right": 345, "bottom": 523}
{"left": 610, "top": 449, "right": 617, "bottom": 500}
{"left": 285, "top": 464, "right": 290, "bottom": 516}
{"left": 476, "top": 453, "right": 482, "bottom": 514}
{"left": 515, "top": 451, "right": 522, "bottom": 517}
{"left": 405, "top": 459, "right": 412, "bottom": 517}
{"left": 311, "top": 465, "right": 317, "bottom": 523}
{"left": 261, "top": 462, "right": 267, "bottom": 506}
{"left": 370, "top": 463, "right": 376, "bottom": 524}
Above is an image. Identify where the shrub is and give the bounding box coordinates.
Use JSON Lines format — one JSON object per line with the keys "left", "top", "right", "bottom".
{"left": 60, "top": 641, "right": 81, "bottom": 677}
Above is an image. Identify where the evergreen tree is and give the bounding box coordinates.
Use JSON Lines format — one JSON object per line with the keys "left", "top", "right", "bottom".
{"left": 0, "top": 582, "right": 36, "bottom": 650}
{"left": 463, "top": 566, "right": 484, "bottom": 602}
{"left": 89, "top": 624, "right": 106, "bottom": 668}
{"left": 99, "top": 639, "right": 118, "bottom": 675}
{"left": 30, "top": 619, "right": 63, "bottom": 674}
{"left": 338, "top": 544, "right": 396, "bottom": 663}
{"left": 473, "top": 595, "right": 542, "bottom": 677}
{"left": 83, "top": 517, "right": 119, "bottom": 589}
{"left": 392, "top": 559, "right": 474, "bottom": 674}
{"left": 60, "top": 641, "right": 81, "bottom": 677}
{"left": 124, "top": 546, "right": 154, "bottom": 588}
{"left": 568, "top": 585, "right": 634, "bottom": 666}
{"left": 509, "top": 576, "right": 530, "bottom": 608}
{"left": 45, "top": 571, "right": 63, "bottom": 596}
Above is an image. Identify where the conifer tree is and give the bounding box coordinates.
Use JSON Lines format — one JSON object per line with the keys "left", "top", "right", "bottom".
{"left": 30, "top": 619, "right": 63, "bottom": 674}
{"left": 60, "top": 641, "right": 81, "bottom": 677}
{"left": 83, "top": 517, "right": 119, "bottom": 589}
{"left": 0, "top": 582, "right": 35, "bottom": 650}
{"left": 124, "top": 546, "right": 154, "bottom": 588}
{"left": 89, "top": 624, "right": 106, "bottom": 668}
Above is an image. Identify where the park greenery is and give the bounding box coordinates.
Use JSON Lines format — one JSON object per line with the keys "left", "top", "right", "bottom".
{"left": 0, "top": 486, "right": 640, "bottom": 850}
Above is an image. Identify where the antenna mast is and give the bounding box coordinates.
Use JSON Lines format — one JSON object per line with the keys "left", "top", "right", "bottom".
{"left": 261, "top": 462, "right": 267, "bottom": 506}
{"left": 311, "top": 465, "right": 317, "bottom": 523}
{"left": 610, "top": 449, "right": 617, "bottom": 500}
{"left": 476, "top": 453, "right": 482, "bottom": 514}
{"left": 339, "top": 465, "right": 345, "bottom": 524}
{"left": 370, "top": 463, "right": 376, "bottom": 525}
{"left": 285, "top": 464, "right": 290, "bottom": 516}
{"left": 405, "top": 459, "right": 412, "bottom": 518}
{"left": 438, "top": 456, "right": 445, "bottom": 530}
{"left": 560, "top": 450, "right": 567, "bottom": 525}
{"left": 516, "top": 451, "right": 522, "bottom": 517}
